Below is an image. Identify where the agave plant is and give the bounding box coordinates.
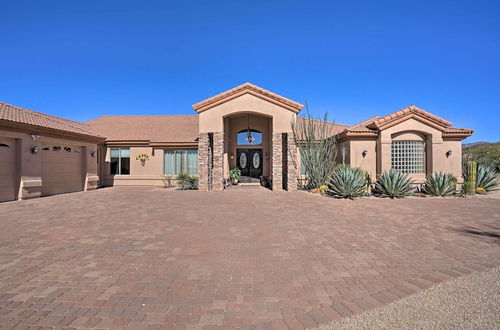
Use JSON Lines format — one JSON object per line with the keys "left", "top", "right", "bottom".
{"left": 422, "top": 172, "right": 457, "bottom": 196}
{"left": 327, "top": 165, "right": 366, "bottom": 198}
{"left": 476, "top": 164, "right": 499, "bottom": 191}
{"left": 374, "top": 169, "right": 414, "bottom": 198}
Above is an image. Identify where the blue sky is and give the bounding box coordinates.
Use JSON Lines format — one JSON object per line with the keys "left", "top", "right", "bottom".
{"left": 1, "top": 0, "right": 499, "bottom": 142}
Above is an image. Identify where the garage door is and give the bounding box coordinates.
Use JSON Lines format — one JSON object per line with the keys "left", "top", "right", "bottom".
{"left": 0, "top": 138, "right": 16, "bottom": 202}
{"left": 41, "top": 144, "right": 84, "bottom": 196}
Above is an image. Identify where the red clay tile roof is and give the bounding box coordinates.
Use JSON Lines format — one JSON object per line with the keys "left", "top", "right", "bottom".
{"left": 346, "top": 116, "right": 381, "bottom": 133}
{"left": 296, "top": 117, "right": 348, "bottom": 138}
{"left": 370, "top": 105, "right": 452, "bottom": 128}
{"left": 0, "top": 101, "right": 103, "bottom": 139}
{"left": 86, "top": 115, "right": 199, "bottom": 144}
{"left": 340, "top": 105, "right": 472, "bottom": 137}
{"left": 192, "top": 82, "right": 304, "bottom": 113}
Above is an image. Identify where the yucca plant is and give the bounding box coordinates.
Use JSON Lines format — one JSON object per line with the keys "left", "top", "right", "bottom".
{"left": 422, "top": 172, "right": 457, "bottom": 196}
{"left": 476, "top": 164, "right": 499, "bottom": 191}
{"left": 327, "top": 165, "right": 366, "bottom": 198}
{"left": 374, "top": 169, "right": 414, "bottom": 198}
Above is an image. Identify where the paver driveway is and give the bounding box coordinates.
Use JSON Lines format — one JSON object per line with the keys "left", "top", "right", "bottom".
{"left": 0, "top": 187, "right": 499, "bottom": 329}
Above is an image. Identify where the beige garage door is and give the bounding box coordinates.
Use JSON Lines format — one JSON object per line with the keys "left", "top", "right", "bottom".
{"left": 0, "top": 138, "right": 16, "bottom": 202}
{"left": 41, "top": 144, "right": 84, "bottom": 196}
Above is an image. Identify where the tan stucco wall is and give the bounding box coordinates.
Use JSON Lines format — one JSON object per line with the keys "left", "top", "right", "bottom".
{"left": 345, "top": 117, "right": 465, "bottom": 184}
{"left": 0, "top": 128, "right": 98, "bottom": 200}
{"left": 349, "top": 139, "right": 377, "bottom": 180}
{"left": 199, "top": 93, "right": 297, "bottom": 133}
{"left": 101, "top": 146, "right": 197, "bottom": 186}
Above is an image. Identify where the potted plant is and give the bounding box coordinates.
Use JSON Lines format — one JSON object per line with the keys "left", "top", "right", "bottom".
{"left": 230, "top": 168, "right": 241, "bottom": 185}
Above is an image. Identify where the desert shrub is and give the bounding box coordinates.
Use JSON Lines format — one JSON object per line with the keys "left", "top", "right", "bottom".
{"left": 327, "top": 165, "right": 366, "bottom": 198}
{"left": 476, "top": 164, "right": 499, "bottom": 192}
{"left": 422, "top": 172, "right": 457, "bottom": 196}
{"left": 475, "top": 187, "right": 486, "bottom": 194}
{"left": 461, "top": 181, "right": 475, "bottom": 196}
{"left": 291, "top": 105, "right": 338, "bottom": 190}
{"left": 373, "top": 170, "right": 414, "bottom": 198}
{"left": 176, "top": 173, "right": 199, "bottom": 190}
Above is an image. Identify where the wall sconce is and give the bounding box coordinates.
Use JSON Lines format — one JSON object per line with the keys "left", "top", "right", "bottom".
{"left": 229, "top": 153, "right": 234, "bottom": 160}
{"left": 446, "top": 149, "right": 453, "bottom": 157}
{"left": 265, "top": 152, "right": 270, "bottom": 160}
{"left": 30, "top": 134, "right": 40, "bottom": 141}
{"left": 90, "top": 151, "right": 96, "bottom": 158}
{"left": 31, "top": 146, "right": 38, "bottom": 154}
{"left": 362, "top": 149, "right": 368, "bottom": 157}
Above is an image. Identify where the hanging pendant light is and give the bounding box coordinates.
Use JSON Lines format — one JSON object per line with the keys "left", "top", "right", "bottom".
{"left": 246, "top": 114, "right": 255, "bottom": 143}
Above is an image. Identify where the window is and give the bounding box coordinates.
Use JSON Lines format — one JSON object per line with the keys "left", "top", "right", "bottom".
{"left": 164, "top": 150, "right": 198, "bottom": 175}
{"left": 110, "top": 148, "right": 130, "bottom": 175}
{"left": 237, "top": 129, "right": 262, "bottom": 145}
{"left": 391, "top": 141, "right": 424, "bottom": 174}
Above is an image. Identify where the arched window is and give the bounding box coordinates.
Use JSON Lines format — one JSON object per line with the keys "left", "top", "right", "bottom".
{"left": 237, "top": 129, "right": 262, "bottom": 145}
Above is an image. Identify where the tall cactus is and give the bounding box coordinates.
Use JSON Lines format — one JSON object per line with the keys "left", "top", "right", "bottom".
{"left": 467, "top": 161, "right": 477, "bottom": 189}
{"left": 364, "top": 170, "right": 372, "bottom": 195}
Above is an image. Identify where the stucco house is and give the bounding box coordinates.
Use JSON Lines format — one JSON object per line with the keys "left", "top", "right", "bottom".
{"left": 0, "top": 83, "right": 473, "bottom": 202}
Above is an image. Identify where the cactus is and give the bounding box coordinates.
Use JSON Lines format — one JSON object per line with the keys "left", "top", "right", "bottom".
{"left": 364, "top": 171, "right": 372, "bottom": 195}
{"left": 467, "top": 161, "right": 477, "bottom": 189}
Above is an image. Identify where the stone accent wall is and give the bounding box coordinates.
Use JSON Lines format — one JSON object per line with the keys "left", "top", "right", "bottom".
{"left": 287, "top": 134, "right": 298, "bottom": 191}
{"left": 272, "top": 133, "right": 283, "bottom": 191}
{"left": 212, "top": 132, "right": 225, "bottom": 191}
{"left": 198, "top": 133, "right": 210, "bottom": 192}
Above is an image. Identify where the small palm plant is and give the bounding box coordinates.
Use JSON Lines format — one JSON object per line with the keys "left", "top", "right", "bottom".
{"left": 327, "top": 165, "right": 366, "bottom": 199}
{"left": 476, "top": 164, "right": 499, "bottom": 192}
{"left": 422, "top": 172, "right": 457, "bottom": 196}
{"left": 374, "top": 169, "right": 414, "bottom": 198}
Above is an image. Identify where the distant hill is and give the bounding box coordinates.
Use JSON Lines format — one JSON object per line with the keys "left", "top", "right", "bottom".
{"left": 463, "top": 141, "right": 500, "bottom": 171}
{"left": 463, "top": 141, "right": 499, "bottom": 149}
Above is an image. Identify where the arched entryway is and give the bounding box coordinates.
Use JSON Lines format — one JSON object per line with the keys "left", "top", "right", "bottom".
{"left": 192, "top": 83, "right": 304, "bottom": 191}
{"left": 224, "top": 113, "right": 271, "bottom": 185}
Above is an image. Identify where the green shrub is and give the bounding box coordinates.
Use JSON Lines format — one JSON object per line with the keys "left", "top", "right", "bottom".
{"left": 176, "top": 173, "right": 199, "bottom": 190}
{"left": 327, "top": 165, "right": 366, "bottom": 199}
{"left": 374, "top": 170, "right": 414, "bottom": 198}
{"left": 476, "top": 164, "right": 499, "bottom": 191}
{"left": 422, "top": 172, "right": 457, "bottom": 196}
{"left": 460, "top": 181, "right": 475, "bottom": 196}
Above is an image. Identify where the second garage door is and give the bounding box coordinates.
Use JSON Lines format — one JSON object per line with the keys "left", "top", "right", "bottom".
{"left": 0, "top": 138, "right": 16, "bottom": 202}
{"left": 42, "top": 144, "right": 84, "bottom": 196}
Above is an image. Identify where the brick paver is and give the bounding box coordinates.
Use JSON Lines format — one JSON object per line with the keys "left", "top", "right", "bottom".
{"left": 0, "top": 187, "right": 499, "bottom": 329}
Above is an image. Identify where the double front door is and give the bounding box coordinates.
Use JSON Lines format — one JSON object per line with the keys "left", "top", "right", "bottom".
{"left": 237, "top": 149, "right": 262, "bottom": 178}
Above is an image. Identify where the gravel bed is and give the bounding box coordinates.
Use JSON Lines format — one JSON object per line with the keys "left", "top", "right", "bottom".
{"left": 314, "top": 266, "right": 500, "bottom": 330}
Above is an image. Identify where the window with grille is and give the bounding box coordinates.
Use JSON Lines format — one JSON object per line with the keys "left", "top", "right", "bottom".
{"left": 391, "top": 141, "right": 425, "bottom": 174}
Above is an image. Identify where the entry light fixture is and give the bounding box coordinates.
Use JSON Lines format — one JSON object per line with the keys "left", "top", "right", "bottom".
{"left": 362, "top": 149, "right": 368, "bottom": 157}
{"left": 31, "top": 146, "right": 38, "bottom": 154}
{"left": 90, "top": 151, "right": 96, "bottom": 158}
{"left": 246, "top": 115, "right": 255, "bottom": 144}
{"left": 446, "top": 149, "right": 453, "bottom": 157}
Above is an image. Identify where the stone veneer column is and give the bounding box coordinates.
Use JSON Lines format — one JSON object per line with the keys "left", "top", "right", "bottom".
{"left": 287, "top": 134, "right": 298, "bottom": 191}
{"left": 198, "top": 133, "right": 210, "bottom": 192}
{"left": 272, "top": 133, "right": 283, "bottom": 191}
{"left": 212, "top": 132, "right": 225, "bottom": 191}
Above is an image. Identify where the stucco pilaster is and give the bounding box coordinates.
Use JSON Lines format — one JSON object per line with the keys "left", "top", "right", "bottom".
{"left": 272, "top": 133, "right": 283, "bottom": 191}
